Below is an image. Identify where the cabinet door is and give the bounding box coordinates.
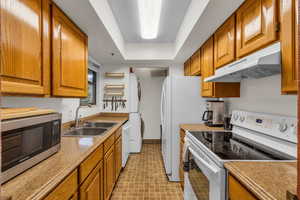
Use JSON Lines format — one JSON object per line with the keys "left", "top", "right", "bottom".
{"left": 0, "top": 0, "right": 50, "bottom": 95}
{"left": 69, "top": 193, "right": 78, "bottom": 200}
{"left": 214, "top": 15, "right": 236, "bottom": 69}
{"left": 280, "top": 0, "right": 298, "bottom": 93}
{"left": 44, "top": 170, "right": 78, "bottom": 200}
{"left": 228, "top": 175, "right": 258, "bottom": 200}
{"left": 190, "top": 50, "right": 201, "bottom": 75}
{"left": 236, "top": 0, "right": 278, "bottom": 58}
{"left": 201, "top": 37, "right": 240, "bottom": 98}
{"left": 184, "top": 59, "right": 191, "bottom": 76}
{"left": 201, "top": 37, "right": 214, "bottom": 97}
{"left": 80, "top": 161, "right": 104, "bottom": 200}
{"left": 52, "top": 4, "right": 88, "bottom": 97}
{"left": 115, "top": 136, "right": 122, "bottom": 180}
{"left": 104, "top": 146, "right": 115, "bottom": 200}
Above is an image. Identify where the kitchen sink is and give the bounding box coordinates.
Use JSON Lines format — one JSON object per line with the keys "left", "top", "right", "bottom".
{"left": 63, "top": 127, "right": 108, "bottom": 137}
{"left": 83, "top": 122, "right": 117, "bottom": 128}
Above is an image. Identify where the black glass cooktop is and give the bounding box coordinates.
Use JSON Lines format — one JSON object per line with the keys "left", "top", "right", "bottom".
{"left": 189, "top": 131, "right": 294, "bottom": 160}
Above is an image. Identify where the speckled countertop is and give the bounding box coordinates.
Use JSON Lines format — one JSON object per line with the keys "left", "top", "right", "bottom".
{"left": 180, "top": 123, "right": 226, "bottom": 132}
{"left": 1, "top": 115, "right": 128, "bottom": 200}
{"left": 225, "top": 162, "right": 297, "bottom": 200}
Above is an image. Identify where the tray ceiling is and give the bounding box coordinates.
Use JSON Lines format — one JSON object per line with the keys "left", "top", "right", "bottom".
{"left": 108, "top": 0, "right": 191, "bottom": 43}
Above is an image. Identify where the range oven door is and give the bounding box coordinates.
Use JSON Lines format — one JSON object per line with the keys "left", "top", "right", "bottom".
{"left": 184, "top": 140, "right": 226, "bottom": 200}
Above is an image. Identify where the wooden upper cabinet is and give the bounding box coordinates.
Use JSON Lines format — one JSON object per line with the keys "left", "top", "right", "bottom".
{"left": 190, "top": 50, "right": 201, "bottom": 75}
{"left": 52, "top": 4, "right": 88, "bottom": 97}
{"left": 236, "top": 0, "right": 278, "bottom": 58}
{"left": 184, "top": 59, "right": 191, "bottom": 76}
{"left": 201, "top": 37, "right": 215, "bottom": 97}
{"left": 214, "top": 15, "right": 236, "bottom": 69}
{"left": 280, "top": 0, "right": 298, "bottom": 94}
{"left": 0, "top": 0, "right": 51, "bottom": 96}
{"left": 201, "top": 37, "right": 240, "bottom": 98}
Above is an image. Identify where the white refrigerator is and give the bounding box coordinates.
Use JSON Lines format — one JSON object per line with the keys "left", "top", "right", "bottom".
{"left": 161, "top": 76, "right": 206, "bottom": 181}
{"left": 129, "top": 73, "right": 142, "bottom": 153}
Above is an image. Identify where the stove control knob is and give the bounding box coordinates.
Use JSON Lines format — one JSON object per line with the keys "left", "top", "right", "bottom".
{"left": 232, "top": 144, "right": 238, "bottom": 153}
{"left": 233, "top": 114, "right": 239, "bottom": 121}
{"left": 239, "top": 116, "right": 245, "bottom": 122}
{"left": 290, "top": 124, "right": 296, "bottom": 135}
{"left": 278, "top": 123, "right": 288, "bottom": 133}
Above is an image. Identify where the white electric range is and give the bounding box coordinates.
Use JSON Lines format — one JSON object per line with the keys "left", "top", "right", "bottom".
{"left": 183, "top": 110, "right": 297, "bottom": 200}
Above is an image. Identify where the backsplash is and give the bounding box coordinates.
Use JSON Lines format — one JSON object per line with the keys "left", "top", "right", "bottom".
{"left": 226, "top": 75, "right": 297, "bottom": 117}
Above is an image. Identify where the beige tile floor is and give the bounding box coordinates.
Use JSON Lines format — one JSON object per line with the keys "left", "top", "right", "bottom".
{"left": 111, "top": 144, "right": 183, "bottom": 200}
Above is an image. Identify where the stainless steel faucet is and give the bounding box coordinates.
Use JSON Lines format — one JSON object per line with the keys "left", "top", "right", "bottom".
{"left": 74, "top": 104, "right": 92, "bottom": 128}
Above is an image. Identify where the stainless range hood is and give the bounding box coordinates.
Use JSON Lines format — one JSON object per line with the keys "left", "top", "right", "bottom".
{"left": 205, "top": 42, "right": 281, "bottom": 82}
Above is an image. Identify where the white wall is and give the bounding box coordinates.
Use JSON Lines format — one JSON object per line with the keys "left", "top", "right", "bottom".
{"left": 1, "top": 64, "right": 102, "bottom": 123}
{"left": 100, "top": 65, "right": 130, "bottom": 113}
{"left": 226, "top": 75, "right": 297, "bottom": 117}
{"left": 135, "top": 68, "right": 165, "bottom": 139}
{"left": 169, "top": 64, "right": 184, "bottom": 76}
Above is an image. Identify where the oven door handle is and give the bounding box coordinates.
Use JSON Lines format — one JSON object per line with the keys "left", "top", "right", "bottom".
{"left": 188, "top": 147, "right": 219, "bottom": 174}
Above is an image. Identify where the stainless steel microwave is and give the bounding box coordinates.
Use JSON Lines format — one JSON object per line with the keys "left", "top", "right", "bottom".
{"left": 1, "top": 113, "right": 61, "bottom": 183}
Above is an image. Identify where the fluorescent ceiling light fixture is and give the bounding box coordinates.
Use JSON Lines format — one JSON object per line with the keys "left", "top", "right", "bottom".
{"left": 138, "top": 0, "right": 162, "bottom": 39}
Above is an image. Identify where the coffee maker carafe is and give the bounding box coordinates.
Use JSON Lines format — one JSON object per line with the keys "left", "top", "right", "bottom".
{"left": 202, "top": 101, "right": 225, "bottom": 127}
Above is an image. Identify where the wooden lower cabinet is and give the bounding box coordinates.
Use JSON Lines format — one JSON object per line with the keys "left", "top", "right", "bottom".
{"left": 104, "top": 146, "right": 116, "bottom": 200}
{"left": 43, "top": 127, "right": 124, "bottom": 200}
{"left": 79, "top": 145, "right": 104, "bottom": 184}
{"left": 228, "top": 175, "right": 258, "bottom": 200}
{"left": 44, "top": 170, "right": 78, "bottom": 200}
{"left": 115, "top": 136, "right": 122, "bottom": 180}
{"left": 179, "top": 129, "right": 186, "bottom": 189}
{"left": 69, "top": 193, "right": 78, "bottom": 200}
{"left": 80, "top": 161, "right": 104, "bottom": 200}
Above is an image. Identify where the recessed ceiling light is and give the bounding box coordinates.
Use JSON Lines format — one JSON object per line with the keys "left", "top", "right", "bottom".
{"left": 138, "top": 0, "right": 162, "bottom": 39}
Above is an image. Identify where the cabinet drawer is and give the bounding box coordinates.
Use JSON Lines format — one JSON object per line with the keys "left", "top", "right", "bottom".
{"left": 228, "top": 175, "right": 258, "bottom": 200}
{"left": 115, "top": 128, "right": 122, "bottom": 140}
{"left": 44, "top": 169, "right": 78, "bottom": 200}
{"left": 104, "top": 134, "right": 115, "bottom": 154}
{"left": 79, "top": 145, "right": 103, "bottom": 184}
